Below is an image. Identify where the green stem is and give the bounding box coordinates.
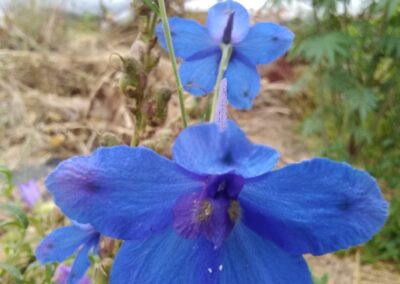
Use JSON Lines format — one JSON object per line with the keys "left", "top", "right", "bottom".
{"left": 147, "top": 12, "right": 158, "bottom": 38}
{"left": 131, "top": 98, "right": 143, "bottom": 147}
{"left": 210, "top": 44, "right": 232, "bottom": 122}
{"left": 158, "top": 0, "right": 188, "bottom": 128}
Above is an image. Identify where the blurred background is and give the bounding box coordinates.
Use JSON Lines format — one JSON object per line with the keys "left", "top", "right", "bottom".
{"left": 0, "top": 0, "right": 399, "bottom": 283}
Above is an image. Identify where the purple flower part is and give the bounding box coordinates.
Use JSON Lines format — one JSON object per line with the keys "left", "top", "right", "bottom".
{"left": 172, "top": 192, "right": 202, "bottom": 239}
{"left": 156, "top": 0, "right": 294, "bottom": 109}
{"left": 214, "top": 78, "right": 228, "bottom": 131}
{"left": 45, "top": 122, "right": 388, "bottom": 283}
{"left": 172, "top": 173, "right": 244, "bottom": 247}
{"left": 54, "top": 264, "right": 90, "bottom": 284}
{"left": 17, "top": 179, "right": 41, "bottom": 208}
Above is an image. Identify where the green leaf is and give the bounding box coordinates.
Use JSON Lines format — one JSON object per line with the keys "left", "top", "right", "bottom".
{"left": 0, "top": 204, "right": 29, "bottom": 230}
{"left": 378, "top": 0, "right": 400, "bottom": 20}
{"left": 344, "top": 88, "right": 378, "bottom": 120}
{"left": 0, "top": 263, "right": 23, "bottom": 283}
{"left": 381, "top": 34, "right": 400, "bottom": 58}
{"left": 302, "top": 115, "right": 323, "bottom": 136}
{"left": 294, "top": 32, "right": 352, "bottom": 66}
{"left": 0, "top": 166, "right": 13, "bottom": 196}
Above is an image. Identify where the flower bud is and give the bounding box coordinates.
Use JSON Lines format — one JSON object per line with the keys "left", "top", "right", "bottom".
{"left": 146, "top": 87, "right": 172, "bottom": 127}
{"left": 118, "top": 57, "right": 147, "bottom": 100}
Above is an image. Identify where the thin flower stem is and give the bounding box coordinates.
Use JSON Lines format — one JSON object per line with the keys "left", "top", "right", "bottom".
{"left": 210, "top": 44, "right": 232, "bottom": 122}
{"left": 158, "top": 0, "right": 188, "bottom": 128}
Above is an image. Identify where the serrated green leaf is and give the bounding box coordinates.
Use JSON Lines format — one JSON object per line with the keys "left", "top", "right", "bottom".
{"left": 344, "top": 88, "right": 378, "bottom": 119}
{"left": 0, "top": 263, "right": 23, "bottom": 283}
{"left": 0, "top": 204, "right": 29, "bottom": 230}
{"left": 294, "top": 32, "right": 352, "bottom": 66}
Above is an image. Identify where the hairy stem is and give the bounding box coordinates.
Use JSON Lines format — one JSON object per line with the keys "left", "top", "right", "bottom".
{"left": 210, "top": 44, "right": 232, "bottom": 122}
{"left": 158, "top": 0, "right": 188, "bottom": 128}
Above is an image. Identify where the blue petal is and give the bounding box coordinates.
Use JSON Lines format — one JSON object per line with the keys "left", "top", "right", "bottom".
{"left": 207, "top": 0, "right": 250, "bottom": 43}
{"left": 68, "top": 237, "right": 98, "bottom": 284}
{"left": 219, "top": 223, "right": 312, "bottom": 284}
{"left": 225, "top": 52, "right": 260, "bottom": 109}
{"left": 36, "top": 226, "right": 93, "bottom": 263}
{"left": 179, "top": 49, "right": 220, "bottom": 96}
{"left": 173, "top": 120, "right": 279, "bottom": 178}
{"left": 45, "top": 146, "right": 203, "bottom": 240}
{"left": 240, "top": 158, "right": 389, "bottom": 255}
{"left": 110, "top": 230, "right": 220, "bottom": 284}
{"left": 236, "top": 22, "right": 294, "bottom": 65}
{"left": 156, "top": 17, "right": 217, "bottom": 60}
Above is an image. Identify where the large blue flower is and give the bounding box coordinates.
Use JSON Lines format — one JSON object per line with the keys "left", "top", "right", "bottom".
{"left": 45, "top": 121, "right": 388, "bottom": 283}
{"left": 36, "top": 222, "right": 100, "bottom": 284}
{"left": 156, "top": 0, "right": 294, "bottom": 109}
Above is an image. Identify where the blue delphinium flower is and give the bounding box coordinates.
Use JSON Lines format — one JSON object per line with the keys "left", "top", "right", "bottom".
{"left": 36, "top": 222, "right": 100, "bottom": 284}
{"left": 44, "top": 120, "right": 387, "bottom": 283}
{"left": 156, "top": 0, "right": 294, "bottom": 109}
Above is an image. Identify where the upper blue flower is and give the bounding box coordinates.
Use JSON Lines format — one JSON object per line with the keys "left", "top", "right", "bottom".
{"left": 36, "top": 222, "right": 100, "bottom": 284}
{"left": 44, "top": 121, "right": 387, "bottom": 283}
{"left": 156, "top": 0, "right": 294, "bottom": 109}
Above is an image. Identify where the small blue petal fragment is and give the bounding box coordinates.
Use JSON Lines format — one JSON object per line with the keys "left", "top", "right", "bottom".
{"left": 219, "top": 223, "right": 313, "bottom": 284}
{"left": 240, "top": 158, "right": 389, "bottom": 255}
{"left": 68, "top": 237, "right": 98, "bottom": 284}
{"left": 225, "top": 52, "right": 260, "bottom": 109}
{"left": 45, "top": 146, "right": 203, "bottom": 240}
{"left": 36, "top": 226, "right": 93, "bottom": 263}
{"left": 179, "top": 49, "right": 221, "bottom": 96}
{"left": 156, "top": 17, "right": 216, "bottom": 60}
{"left": 207, "top": 0, "right": 250, "bottom": 43}
{"left": 173, "top": 120, "right": 279, "bottom": 178}
{"left": 236, "top": 22, "right": 294, "bottom": 65}
{"left": 110, "top": 230, "right": 220, "bottom": 284}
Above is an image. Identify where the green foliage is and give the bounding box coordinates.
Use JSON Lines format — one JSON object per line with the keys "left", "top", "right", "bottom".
{"left": 293, "top": 32, "right": 352, "bottom": 66}
{"left": 288, "top": 0, "right": 400, "bottom": 264}
{"left": 0, "top": 196, "right": 71, "bottom": 283}
{"left": 312, "top": 273, "right": 329, "bottom": 284}
{"left": 0, "top": 166, "right": 13, "bottom": 196}
{"left": 0, "top": 204, "right": 29, "bottom": 230}
{"left": 0, "top": 262, "right": 23, "bottom": 283}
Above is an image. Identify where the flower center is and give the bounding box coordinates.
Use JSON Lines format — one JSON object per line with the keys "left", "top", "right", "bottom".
{"left": 172, "top": 173, "right": 244, "bottom": 247}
